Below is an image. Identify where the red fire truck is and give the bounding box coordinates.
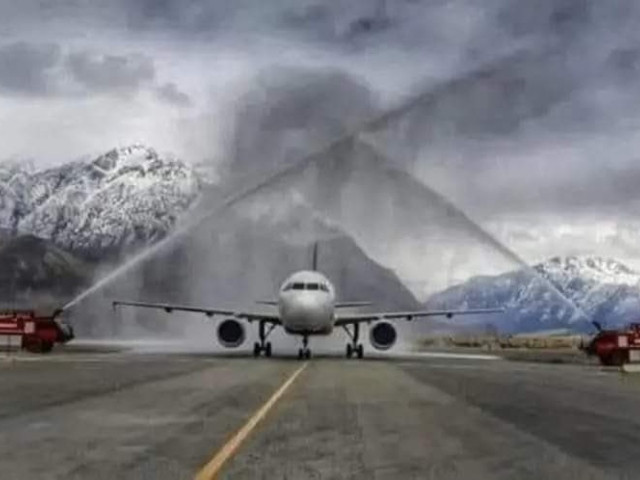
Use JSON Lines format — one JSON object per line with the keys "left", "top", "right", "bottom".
{"left": 0, "top": 309, "right": 74, "bottom": 353}
{"left": 582, "top": 321, "right": 640, "bottom": 366}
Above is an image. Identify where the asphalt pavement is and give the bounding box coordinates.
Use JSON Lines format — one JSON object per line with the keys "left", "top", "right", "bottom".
{"left": 0, "top": 347, "right": 638, "bottom": 479}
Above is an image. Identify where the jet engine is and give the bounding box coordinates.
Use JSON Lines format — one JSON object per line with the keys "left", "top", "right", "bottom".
{"left": 217, "top": 319, "right": 245, "bottom": 348}
{"left": 369, "top": 322, "right": 397, "bottom": 350}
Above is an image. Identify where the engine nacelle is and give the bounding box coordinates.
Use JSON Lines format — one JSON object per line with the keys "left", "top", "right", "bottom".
{"left": 217, "top": 319, "right": 245, "bottom": 348}
{"left": 369, "top": 322, "right": 397, "bottom": 351}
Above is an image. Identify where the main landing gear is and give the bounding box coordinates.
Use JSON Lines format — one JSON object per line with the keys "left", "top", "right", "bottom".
{"left": 342, "top": 323, "right": 364, "bottom": 359}
{"left": 297, "top": 335, "right": 311, "bottom": 360}
{"left": 253, "top": 320, "right": 275, "bottom": 358}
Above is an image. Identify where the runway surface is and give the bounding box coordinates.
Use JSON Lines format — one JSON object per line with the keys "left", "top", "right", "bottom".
{"left": 1, "top": 348, "right": 639, "bottom": 479}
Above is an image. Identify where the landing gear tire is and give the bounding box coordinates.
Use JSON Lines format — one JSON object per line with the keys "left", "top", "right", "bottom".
{"left": 264, "top": 342, "right": 272, "bottom": 358}
{"left": 346, "top": 343, "right": 363, "bottom": 359}
{"left": 343, "top": 323, "right": 363, "bottom": 360}
{"left": 298, "top": 348, "right": 311, "bottom": 360}
{"left": 346, "top": 343, "right": 353, "bottom": 358}
{"left": 253, "top": 342, "right": 261, "bottom": 358}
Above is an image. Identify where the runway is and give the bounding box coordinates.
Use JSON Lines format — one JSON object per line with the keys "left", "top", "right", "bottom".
{"left": 0, "top": 348, "right": 639, "bottom": 479}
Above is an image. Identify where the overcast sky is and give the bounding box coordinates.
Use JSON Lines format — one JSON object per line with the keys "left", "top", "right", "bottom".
{"left": 2, "top": 0, "right": 640, "bottom": 294}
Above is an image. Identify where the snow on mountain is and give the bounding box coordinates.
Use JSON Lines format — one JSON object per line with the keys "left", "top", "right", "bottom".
{"left": 425, "top": 256, "right": 640, "bottom": 333}
{"left": 536, "top": 256, "right": 640, "bottom": 290}
{"left": 4, "top": 144, "right": 640, "bottom": 337}
{"left": 0, "top": 145, "right": 203, "bottom": 257}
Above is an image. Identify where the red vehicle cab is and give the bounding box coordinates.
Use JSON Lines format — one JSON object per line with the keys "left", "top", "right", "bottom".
{"left": 582, "top": 322, "right": 640, "bottom": 366}
{"left": 0, "top": 309, "right": 74, "bottom": 353}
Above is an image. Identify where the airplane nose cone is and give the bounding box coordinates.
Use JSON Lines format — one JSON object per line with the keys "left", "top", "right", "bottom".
{"left": 285, "top": 297, "right": 317, "bottom": 319}
{"left": 282, "top": 295, "right": 330, "bottom": 331}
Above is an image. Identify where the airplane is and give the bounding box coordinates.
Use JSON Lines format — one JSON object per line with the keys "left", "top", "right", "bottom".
{"left": 113, "top": 243, "right": 503, "bottom": 359}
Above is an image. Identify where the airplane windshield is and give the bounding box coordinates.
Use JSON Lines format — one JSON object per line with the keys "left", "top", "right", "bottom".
{"left": 283, "top": 282, "right": 327, "bottom": 291}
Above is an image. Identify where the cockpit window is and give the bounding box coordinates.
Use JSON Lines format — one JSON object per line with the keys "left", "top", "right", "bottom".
{"left": 283, "top": 281, "right": 329, "bottom": 292}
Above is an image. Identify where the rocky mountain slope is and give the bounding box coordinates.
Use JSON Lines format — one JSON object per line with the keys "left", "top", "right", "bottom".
{"left": 6, "top": 145, "right": 640, "bottom": 337}
{"left": 0, "top": 146, "right": 421, "bottom": 336}
{"left": 425, "top": 256, "right": 640, "bottom": 333}
{"left": 0, "top": 234, "right": 90, "bottom": 310}
{"left": 0, "top": 145, "right": 203, "bottom": 259}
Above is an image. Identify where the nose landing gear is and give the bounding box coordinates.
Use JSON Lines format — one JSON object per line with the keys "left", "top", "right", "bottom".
{"left": 253, "top": 320, "right": 275, "bottom": 358}
{"left": 345, "top": 343, "right": 364, "bottom": 359}
{"left": 343, "top": 323, "right": 364, "bottom": 359}
{"left": 297, "top": 334, "right": 311, "bottom": 360}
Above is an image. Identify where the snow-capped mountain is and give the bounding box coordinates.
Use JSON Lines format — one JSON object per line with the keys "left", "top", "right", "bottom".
{"left": 0, "top": 145, "right": 203, "bottom": 258}
{"left": 5, "top": 144, "right": 640, "bottom": 337}
{"left": 425, "top": 256, "right": 640, "bottom": 333}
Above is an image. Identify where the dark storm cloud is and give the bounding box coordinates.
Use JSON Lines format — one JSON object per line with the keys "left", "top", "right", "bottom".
{"left": 156, "top": 82, "right": 192, "bottom": 107}
{"left": 110, "top": 0, "right": 594, "bottom": 52}
{"left": 0, "top": 0, "right": 625, "bottom": 50}
{"left": 4, "top": 0, "right": 640, "bottom": 224}
{"left": 0, "top": 42, "right": 60, "bottom": 95}
{"left": 474, "top": 157, "right": 640, "bottom": 215}
{"left": 6, "top": 0, "right": 640, "bottom": 288}
{"left": 0, "top": 0, "right": 568, "bottom": 49}
{"left": 0, "top": 40, "right": 192, "bottom": 102}
{"left": 65, "top": 52, "right": 155, "bottom": 95}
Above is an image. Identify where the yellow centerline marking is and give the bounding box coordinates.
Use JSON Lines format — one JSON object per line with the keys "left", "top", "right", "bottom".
{"left": 194, "top": 362, "right": 308, "bottom": 480}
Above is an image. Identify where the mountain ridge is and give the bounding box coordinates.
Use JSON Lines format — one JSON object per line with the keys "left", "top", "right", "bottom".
{"left": 426, "top": 255, "right": 640, "bottom": 333}
{"left": 4, "top": 146, "right": 640, "bottom": 336}
{"left": 0, "top": 145, "right": 421, "bottom": 336}
{"left": 0, "top": 145, "right": 203, "bottom": 259}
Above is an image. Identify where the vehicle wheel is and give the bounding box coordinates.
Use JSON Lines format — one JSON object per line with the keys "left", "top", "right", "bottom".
{"left": 23, "top": 337, "right": 42, "bottom": 353}
{"left": 265, "top": 342, "right": 272, "bottom": 358}
{"left": 40, "top": 341, "right": 54, "bottom": 353}
{"left": 598, "top": 353, "right": 610, "bottom": 366}
{"left": 611, "top": 350, "right": 626, "bottom": 366}
{"left": 253, "top": 342, "right": 261, "bottom": 357}
{"left": 356, "top": 344, "right": 364, "bottom": 359}
{"left": 346, "top": 344, "right": 353, "bottom": 358}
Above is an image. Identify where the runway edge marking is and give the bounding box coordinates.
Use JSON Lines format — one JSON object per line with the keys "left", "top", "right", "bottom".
{"left": 194, "top": 362, "right": 308, "bottom": 480}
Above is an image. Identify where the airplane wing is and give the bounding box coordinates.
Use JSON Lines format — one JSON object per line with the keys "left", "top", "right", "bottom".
{"left": 334, "top": 308, "right": 503, "bottom": 327}
{"left": 252, "top": 300, "right": 374, "bottom": 308}
{"left": 335, "top": 301, "right": 373, "bottom": 308}
{"left": 112, "top": 300, "right": 281, "bottom": 324}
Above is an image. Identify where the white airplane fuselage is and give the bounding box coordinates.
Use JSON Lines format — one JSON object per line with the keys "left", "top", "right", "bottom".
{"left": 278, "top": 270, "right": 335, "bottom": 335}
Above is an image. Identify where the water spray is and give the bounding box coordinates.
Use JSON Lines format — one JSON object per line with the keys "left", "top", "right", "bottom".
{"left": 360, "top": 153, "right": 590, "bottom": 322}
{"left": 62, "top": 46, "right": 544, "bottom": 313}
